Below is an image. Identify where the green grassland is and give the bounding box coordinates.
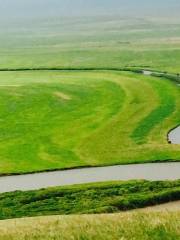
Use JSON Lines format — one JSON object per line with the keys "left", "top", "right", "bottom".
{"left": 0, "top": 16, "right": 180, "bottom": 73}
{"left": 0, "top": 212, "right": 179, "bottom": 240}
{"left": 0, "top": 180, "right": 179, "bottom": 220}
{"left": 0, "top": 16, "right": 179, "bottom": 174}
{"left": 0, "top": 70, "right": 179, "bottom": 174}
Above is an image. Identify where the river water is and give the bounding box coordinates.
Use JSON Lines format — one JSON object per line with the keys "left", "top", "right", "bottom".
{"left": 0, "top": 162, "right": 180, "bottom": 193}
{"left": 168, "top": 126, "right": 180, "bottom": 144}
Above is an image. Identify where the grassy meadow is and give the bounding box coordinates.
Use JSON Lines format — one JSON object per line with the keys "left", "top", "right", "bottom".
{"left": 0, "top": 211, "right": 179, "bottom": 240}
{"left": 0, "top": 16, "right": 180, "bottom": 73}
{"left": 0, "top": 70, "right": 179, "bottom": 174}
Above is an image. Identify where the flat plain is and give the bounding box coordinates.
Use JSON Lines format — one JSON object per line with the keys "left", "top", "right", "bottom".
{"left": 0, "top": 70, "right": 179, "bottom": 174}
{"left": 0, "top": 16, "right": 180, "bottom": 72}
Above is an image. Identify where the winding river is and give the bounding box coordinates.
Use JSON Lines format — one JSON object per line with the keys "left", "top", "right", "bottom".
{"left": 0, "top": 162, "right": 180, "bottom": 193}
{"left": 0, "top": 69, "right": 179, "bottom": 194}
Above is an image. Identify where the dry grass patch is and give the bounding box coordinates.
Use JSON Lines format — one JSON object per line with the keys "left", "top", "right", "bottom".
{"left": 54, "top": 91, "right": 72, "bottom": 100}
{"left": 0, "top": 212, "right": 179, "bottom": 240}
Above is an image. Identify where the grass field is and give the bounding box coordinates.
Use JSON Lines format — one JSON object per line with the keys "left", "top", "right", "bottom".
{"left": 0, "top": 180, "right": 179, "bottom": 220}
{"left": 0, "top": 15, "right": 179, "bottom": 175}
{"left": 0, "top": 70, "right": 179, "bottom": 174}
{"left": 0, "top": 211, "right": 179, "bottom": 240}
{"left": 1, "top": 16, "right": 180, "bottom": 73}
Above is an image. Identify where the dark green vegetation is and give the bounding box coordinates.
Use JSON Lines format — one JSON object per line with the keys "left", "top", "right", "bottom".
{"left": 0, "top": 70, "right": 179, "bottom": 174}
{"left": 0, "top": 180, "right": 179, "bottom": 220}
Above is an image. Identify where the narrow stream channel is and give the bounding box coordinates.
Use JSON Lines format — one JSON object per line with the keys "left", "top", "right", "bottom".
{"left": 0, "top": 162, "right": 180, "bottom": 193}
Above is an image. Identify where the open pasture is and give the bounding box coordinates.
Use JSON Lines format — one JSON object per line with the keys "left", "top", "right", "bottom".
{"left": 1, "top": 16, "right": 180, "bottom": 73}
{"left": 0, "top": 70, "right": 179, "bottom": 174}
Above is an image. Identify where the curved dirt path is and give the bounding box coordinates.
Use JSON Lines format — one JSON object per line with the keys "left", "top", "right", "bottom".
{"left": 0, "top": 162, "right": 180, "bottom": 193}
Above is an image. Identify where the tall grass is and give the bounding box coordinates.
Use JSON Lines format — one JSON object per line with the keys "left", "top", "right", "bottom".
{"left": 0, "top": 212, "right": 179, "bottom": 240}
